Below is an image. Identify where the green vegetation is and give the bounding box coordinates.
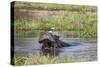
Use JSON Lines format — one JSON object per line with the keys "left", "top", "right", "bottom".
{"left": 15, "top": 55, "right": 80, "bottom": 66}
{"left": 13, "top": 2, "right": 97, "bottom": 38}
{"left": 14, "top": 1, "right": 96, "bottom": 12}
{"left": 14, "top": 13, "right": 97, "bottom": 38}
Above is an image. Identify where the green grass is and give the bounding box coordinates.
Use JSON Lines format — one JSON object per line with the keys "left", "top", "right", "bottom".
{"left": 14, "top": 12, "right": 97, "bottom": 38}
{"left": 13, "top": 1, "right": 97, "bottom": 38}
{"left": 15, "top": 55, "right": 80, "bottom": 66}
{"left": 13, "top": 1, "right": 96, "bottom": 12}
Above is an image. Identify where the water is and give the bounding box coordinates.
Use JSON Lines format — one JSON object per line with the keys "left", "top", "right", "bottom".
{"left": 14, "top": 37, "right": 97, "bottom": 62}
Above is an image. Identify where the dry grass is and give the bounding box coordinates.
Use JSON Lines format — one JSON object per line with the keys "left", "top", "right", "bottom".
{"left": 15, "top": 55, "right": 80, "bottom": 66}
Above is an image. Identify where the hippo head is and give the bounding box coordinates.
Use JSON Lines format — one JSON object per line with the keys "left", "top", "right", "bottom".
{"left": 39, "top": 33, "right": 55, "bottom": 46}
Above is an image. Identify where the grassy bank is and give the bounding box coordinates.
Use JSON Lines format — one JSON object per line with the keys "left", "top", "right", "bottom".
{"left": 13, "top": 1, "right": 96, "bottom": 12}
{"left": 15, "top": 55, "right": 80, "bottom": 66}
{"left": 14, "top": 12, "right": 97, "bottom": 38}
{"left": 13, "top": 1, "right": 97, "bottom": 38}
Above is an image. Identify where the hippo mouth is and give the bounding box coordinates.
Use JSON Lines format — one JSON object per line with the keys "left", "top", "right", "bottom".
{"left": 42, "top": 39, "right": 52, "bottom": 48}
{"left": 41, "top": 39, "right": 54, "bottom": 55}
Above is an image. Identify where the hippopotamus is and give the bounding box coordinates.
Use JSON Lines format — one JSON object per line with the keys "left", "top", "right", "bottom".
{"left": 39, "top": 32, "right": 70, "bottom": 56}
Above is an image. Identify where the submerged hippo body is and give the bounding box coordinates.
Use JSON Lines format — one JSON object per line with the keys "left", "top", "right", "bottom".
{"left": 39, "top": 32, "right": 70, "bottom": 56}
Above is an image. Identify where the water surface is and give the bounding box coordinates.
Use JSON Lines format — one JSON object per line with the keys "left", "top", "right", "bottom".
{"left": 14, "top": 37, "right": 97, "bottom": 62}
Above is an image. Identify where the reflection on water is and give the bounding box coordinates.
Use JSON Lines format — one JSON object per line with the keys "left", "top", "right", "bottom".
{"left": 14, "top": 37, "right": 97, "bottom": 61}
